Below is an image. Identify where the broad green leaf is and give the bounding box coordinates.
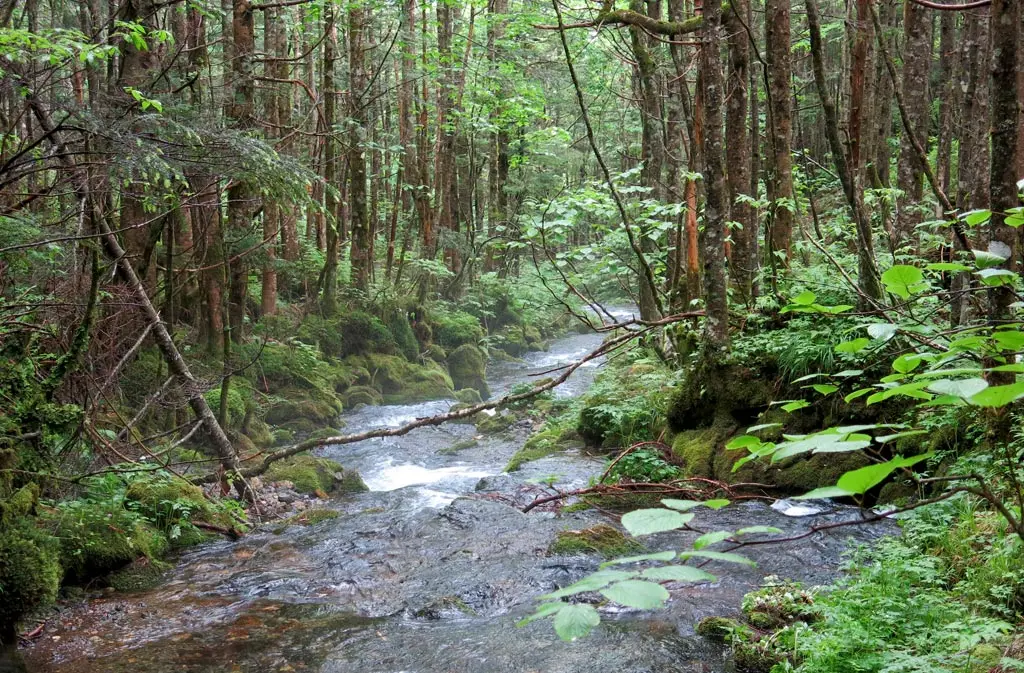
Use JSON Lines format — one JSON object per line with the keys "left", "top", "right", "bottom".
{"left": 542, "top": 570, "right": 638, "bottom": 599}
{"left": 926, "top": 378, "right": 989, "bottom": 399}
{"left": 969, "top": 382, "right": 1024, "bottom": 408}
{"left": 703, "top": 499, "right": 731, "bottom": 510}
{"left": 977, "top": 268, "right": 1018, "bottom": 286}
{"left": 792, "top": 290, "right": 816, "bottom": 305}
{"left": 993, "top": 329, "right": 1024, "bottom": 351}
{"left": 781, "top": 400, "right": 811, "bottom": 413}
{"left": 553, "top": 603, "right": 600, "bottom": 641}
{"left": 835, "top": 454, "right": 933, "bottom": 494}
{"left": 793, "top": 486, "right": 855, "bottom": 500}
{"left": 600, "top": 550, "right": 676, "bottom": 568}
{"left": 677, "top": 550, "right": 756, "bottom": 566}
{"left": 517, "top": 602, "right": 564, "bottom": 626}
{"left": 725, "top": 436, "right": 762, "bottom": 450}
{"left": 874, "top": 430, "right": 928, "bottom": 443}
{"left": 600, "top": 580, "right": 670, "bottom": 609}
{"left": 661, "top": 499, "right": 702, "bottom": 511}
{"left": 926, "top": 262, "right": 972, "bottom": 272}
{"left": 693, "top": 531, "right": 733, "bottom": 550}
{"left": 973, "top": 249, "right": 1009, "bottom": 269}
{"left": 961, "top": 209, "right": 992, "bottom": 226}
{"left": 792, "top": 373, "right": 827, "bottom": 383}
{"left": 881, "top": 265, "right": 926, "bottom": 299}
{"left": 833, "top": 369, "right": 864, "bottom": 378}
{"left": 810, "top": 384, "right": 838, "bottom": 395}
{"left": 621, "top": 509, "right": 694, "bottom": 536}
{"left": 867, "top": 323, "right": 897, "bottom": 340}
{"left": 640, "top": 566, "right": 716, "bottom": 582}
{"left": 835, "top": 338, "right": 870, "bottom": 354}
{"left": 745, "top": 422, "right": 783, "bottom": 433}
{"left": 892, "top": 354, "right": 924, "bottom": 374}
{"left": 844, "top": 388, "right": 873, "bottom": 403}
{"left": 736, "top": 526, "right": 784, "bottom": 536}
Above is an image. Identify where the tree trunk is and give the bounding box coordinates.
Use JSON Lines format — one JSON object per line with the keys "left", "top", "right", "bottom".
{"left": 726, "top": 0, "right": 755, "bottom": 305}
{"left": 700, "top": 0, "right": 729, "bottom": 350}
{"left": 348, "top": 1, "right": 371, "bottom": 292}
{"left": 765, "top": 0, "right": 795, "bottom": 264}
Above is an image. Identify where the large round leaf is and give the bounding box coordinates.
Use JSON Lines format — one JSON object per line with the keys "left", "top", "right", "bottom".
{"left": 621, "top": 509, "right": 694, "bottom": 536}
{"left": 599, "top": 580, "right": 670, "bottom": 609}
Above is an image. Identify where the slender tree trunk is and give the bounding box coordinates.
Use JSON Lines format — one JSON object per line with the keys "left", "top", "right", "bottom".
{"left": 321, "top": 4, "right": 340, "bottom": 314}
{"left": 986, "top": 0, "right": 1020, "bottom": 377}
{"left": 726, "top": 0, "right": 755, "bottom": 305}
{"left": 700, "top": 0, "right": 729, "bottom": 351}
{"left": 893, "top": 0, "right": 932, "bottom": 249}
{"left": 348, "top": 1, "right": 371, "bottom": 292}
{"left": 765, "top": 0, "right": 795, "bottom": 264}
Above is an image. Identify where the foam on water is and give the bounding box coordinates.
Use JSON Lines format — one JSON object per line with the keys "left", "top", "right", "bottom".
{"left": 362, "top": 460, "right": 492, "bottom": 492}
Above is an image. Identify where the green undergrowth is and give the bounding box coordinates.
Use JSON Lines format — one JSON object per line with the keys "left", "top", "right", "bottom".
{"left": 714, "top": 497, "right": 1024, "bottom": 673}
{"left": 507, "top": 349, "right": 679, "bottom": 472}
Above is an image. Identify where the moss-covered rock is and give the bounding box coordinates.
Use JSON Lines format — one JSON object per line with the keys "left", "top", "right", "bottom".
{"left": 670, "top": 416, "right": 871, "bottom": 494}
{"left": 438, "top": 439, "right": 479, "bottom": 455}
{"left": 505, "top": 428, "right": 565, "bottom": 471}
{"left": 547, "top": 524, "right": 644, "bottom": 558}
{"left": 347, "top": 353, "right": 454, "bottom": 404}
{"left": 1, "top": 483, "right": 39, "bottom": 523}
{"left": 666, "top": 358, "right": 777, "bottom": 432}
{"left": 695, "top": 616, "right": 752, "bottom": 643}
{"left": 44, "top": 502, "right": 168, "bottom": 583}
{"left": 273, "top": 508, "right": 340, "bottom": 533}
{"left": 476, "top": 410, "right": 515, "bottom": 435}
{"left": 425, "top": 344, "right": 447, "bottom": 363}
{"left": 264, "top": 386, "right": 343, "bottom": 426}
{"left": 0, "top": 523, "right": 62, "bottom": 638}
{"left": 454, "top": 388, "right": 482, "bottom": 404}
{"left": 265, "top": 454, "right": 368, "bottom": 495}
{"left": 431, "top": 309, "right": 484, "bottom": 349}
{"left": 447, "top": 344, "right": 490, "bottom": 399}
{"left": 385, "top": 309, "right": 420, "bottom": 362}
{"left": 343, "top": 385, "right": 384, "bottom": 408}
{"left": 125, "top": 476, "right": 234, "bottom": 536}
{"left": 106, "top": 557, "right": 170, "bottom": 593}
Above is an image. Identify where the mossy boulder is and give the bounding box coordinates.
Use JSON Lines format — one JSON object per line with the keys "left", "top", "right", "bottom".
{"left": 425, "top": 344, "right": 447, "bottom": 363}
{"left": 696, "top": 616, "right": 752, "bottom": 643}
{"left": 1, "top": 483, "right": 39, "bottom": 523}
{"left": 264, "top": 386, "right": 343, "bottom": 426}
{"left": 44, "top": 502, "right": 168, "bottom": 584}
{"left": 0, "top": 523, "right": 62, "bottom": 639}
{"left": 505, "top": 428, "right": 565, "bottom": 471}
{"left": 476, "top": 410, "right": 515, "bottom": 435}
{"left": 343, "top": 385, "right": 384, "bottom": 408}
{"left": 547, "top": 524, "right": 644, "bottom": 558}
{"left": 454, "top": 388, "right": 482, "bottom": 405}
{"left": 492, "top": 325, "right": 545, "bottom": 357}
{"left": 336, "top": 311, "right": 398, "bottom": 357}
{"left": 265, "top": 454, "right": 368, "bottom": 495}
{"left": 670, "top": 416, "right": 871, "bottom": 494}
{"left": 125, "top": 477, "right": 234, "bottom": 536}
{"left": 447, "top": 345, "right": 490, "bottom": 399}
{"left": 347, "top": 353, "right": 454, "bottom": 404}
{"left": 431, "top": 309, "right": 484, "bottom": 349}
{"left": 107, "top": 557, "right": 170, "bottom": 593}
{"left": 385, "top": 309, "right": 420, "bottom": 362}
{"left": 666, "top": 359, "right": 777, "bottom": 432}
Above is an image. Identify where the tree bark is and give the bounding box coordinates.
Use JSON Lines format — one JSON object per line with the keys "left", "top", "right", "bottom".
{"left": 700, "top": 0, "right": 730, "bottom": 350}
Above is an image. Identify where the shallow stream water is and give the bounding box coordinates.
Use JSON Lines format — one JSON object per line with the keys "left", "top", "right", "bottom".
{"left": 19, "top": 312, "right": 894, "bottom": 673}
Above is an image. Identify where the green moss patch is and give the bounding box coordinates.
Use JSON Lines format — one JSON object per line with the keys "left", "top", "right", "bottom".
{"left": 265, "top": 454, "right": 368, "bottom": 495}
{"left": 547, "top": 524, "right": 644, "bottom": 558}
{"left": 446, "top": 344, "right": 490, "bottom": 399}
{"left": 107, "top": 557, "right": 171, "bottom": 593}
{"left": 0, "top": 523, "right": 62, "bottom": 636}
{"left": 272, "top": 508, "right": 340, "bottom": 533}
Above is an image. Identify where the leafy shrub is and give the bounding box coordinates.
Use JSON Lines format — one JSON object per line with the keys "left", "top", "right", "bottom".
{"left": 608, "top": 447, "right": 681, "bottom": 483}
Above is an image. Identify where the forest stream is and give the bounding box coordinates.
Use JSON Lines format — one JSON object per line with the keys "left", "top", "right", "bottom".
{"left": 17, "top": 316, "right": 893, "bottom": 673}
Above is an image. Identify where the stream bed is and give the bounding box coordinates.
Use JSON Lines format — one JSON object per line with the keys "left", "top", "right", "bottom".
{"left": 20, "top": 316, "right": 894, "bottom": 673}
